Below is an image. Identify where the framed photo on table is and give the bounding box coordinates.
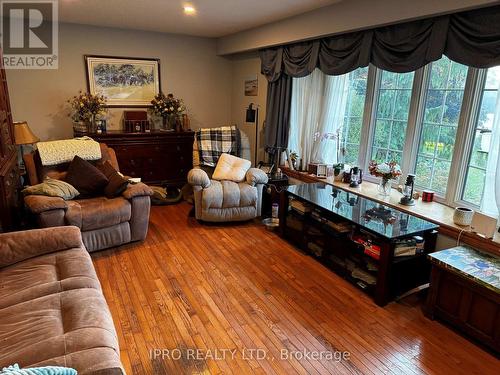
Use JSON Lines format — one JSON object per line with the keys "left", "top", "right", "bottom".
{"left": 85, "top": 55, "right": 161, "bottom": 107}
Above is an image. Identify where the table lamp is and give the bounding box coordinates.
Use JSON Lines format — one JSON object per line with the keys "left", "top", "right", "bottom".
{"left": 14, "top": 121, "right": 39, "bottom": 152}
{"left": 14, "top": 121, "right": 39, "bottom": 178}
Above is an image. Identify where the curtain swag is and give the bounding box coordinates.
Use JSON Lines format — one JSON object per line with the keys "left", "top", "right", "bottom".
{"left": 260, "top": 5, "right": 500, "bottom": 82}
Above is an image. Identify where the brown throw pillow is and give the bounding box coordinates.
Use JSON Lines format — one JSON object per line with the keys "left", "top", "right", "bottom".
{"left": 97, "top": 161, "right": 129, "bottom": 198}
{"left": 65, "top": 156, "right": 109, "bottom": 197}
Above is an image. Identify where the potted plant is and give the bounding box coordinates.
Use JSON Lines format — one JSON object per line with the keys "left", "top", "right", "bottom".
{"left": 368, "top": 160, "right": 402, "bottom": 197}
{"left": 150, "top": 93, "right": 185, "bottom": 131}
{"left": 68, "top": 91, "right": 107, "bottom": 134}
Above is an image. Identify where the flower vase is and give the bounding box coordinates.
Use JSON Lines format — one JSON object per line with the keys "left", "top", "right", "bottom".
{"left": 86, "top": 115, "right": 97, "bottom": 134}
{"left": 162, "top": 115, "right": 177, "bottom": 131}
{"left": 378, "top": 177, "right": 392, "bottom": 197}
{"left": 73, "top": 121, "right": 87, "bottom": 136}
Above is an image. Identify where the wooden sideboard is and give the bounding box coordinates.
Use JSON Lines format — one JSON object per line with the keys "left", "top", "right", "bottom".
{"left": 426, "top": 246, "right": 500, "bottom": 353}
{"left": 0, "top": 48, "right": 19, "bottom": 232}
{"left": 81, "top": 130, "right": 194, "bottom": 185}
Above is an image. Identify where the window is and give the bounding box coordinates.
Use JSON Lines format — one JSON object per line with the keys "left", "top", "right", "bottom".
{"left": 288, "top": 68, "right": 367, "bottom": 166}
{"left": 287, "top": 59, "right": 500, "bottom": 218}
{"left": 415, "top": 57, "right": 468, "bottom": 193}
{"left": 371, "top": 70, "right": 414, "bottom": 165}
{"left": 462, "top": 66, "right": 500, "bottom": 216}
{"left": 341, "top": 67, "right": 369, "bottom": 165}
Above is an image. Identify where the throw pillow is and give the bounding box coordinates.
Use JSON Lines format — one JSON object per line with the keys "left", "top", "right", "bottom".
{"left": 97, "top": 161, "right": 129, "bottom": 198}
{"left": 65, "top": 155, "right": 109, "bottom": 197}
{"left": 212, "top": 153, "right": 251, "bottom": 182}
{"left": 22, "top": 177, "right": 79, "bottom": 200}
{"left": 0, "top": 363, "right": 77, "bottom": 375}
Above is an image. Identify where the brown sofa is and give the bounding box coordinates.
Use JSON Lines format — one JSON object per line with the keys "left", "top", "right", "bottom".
{"left": 23, "top": 143, "right": 153, "bottom": 252}
{"left": 0, "top": 226, "right": 123, "bottom": 374}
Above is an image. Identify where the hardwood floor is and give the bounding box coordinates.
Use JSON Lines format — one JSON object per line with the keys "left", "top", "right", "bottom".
{"left": 92, "top": 203, "right": 499, "bottom": 375}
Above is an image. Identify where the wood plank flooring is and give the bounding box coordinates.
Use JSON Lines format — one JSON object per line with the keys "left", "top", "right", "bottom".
{"left": 92, "top": 203, "right": 499, "bottom": 375}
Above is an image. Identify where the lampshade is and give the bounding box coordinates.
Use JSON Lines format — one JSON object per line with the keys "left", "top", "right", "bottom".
{"left": 14, "top": 121, "right": 39, "bottom": 145}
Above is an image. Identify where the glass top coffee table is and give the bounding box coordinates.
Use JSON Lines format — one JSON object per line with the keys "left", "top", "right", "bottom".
{"left": 285, "top": 183, "right": 438, "bottom": 240}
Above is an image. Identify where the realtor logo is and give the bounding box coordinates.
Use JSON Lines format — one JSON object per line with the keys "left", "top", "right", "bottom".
{"left": 1, "top": 0, "right": 58, "bottom": 69}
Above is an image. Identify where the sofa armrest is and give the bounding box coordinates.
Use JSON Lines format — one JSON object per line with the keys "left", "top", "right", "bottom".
{"left": 122, "top": 182, "right": 153, "bottom": 200}
{"left": 246, "top": 168, "right": 269, "bottom": 186}
{"left": 188, "top": 168, "right": 210, "bottom": 188}
{"left": 0, "top": 226, "right": 84, "bottom": 268}
{"left": 24, "top": 194, "right": 67, "bottom": 214}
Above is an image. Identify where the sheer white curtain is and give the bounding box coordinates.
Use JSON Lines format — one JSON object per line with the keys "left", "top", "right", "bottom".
{"left": 481, "top": 80, "right": 500, "bottom": 219}
{"left": 288, "top": 69, "right": 349, "bottom": 167}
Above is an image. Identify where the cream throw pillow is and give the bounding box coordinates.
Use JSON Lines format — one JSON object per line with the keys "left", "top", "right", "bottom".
{"left": 212, "top": 153, "right": 251, "bottom": 182}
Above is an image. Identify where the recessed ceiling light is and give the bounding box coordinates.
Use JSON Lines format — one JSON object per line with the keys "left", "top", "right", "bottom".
{"left": 183, "top": 5, "right": 196, "bottom": 15}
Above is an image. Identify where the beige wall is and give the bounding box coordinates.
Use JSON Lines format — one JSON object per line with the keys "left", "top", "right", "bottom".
{"left": 229, "top": 53, "right": 268, "bottom": 165}
{"left": 6, "top": 23, "right": 233, "bottom": 141}
{"left": 217, "top": 0, "right": 499, "bottom": 55}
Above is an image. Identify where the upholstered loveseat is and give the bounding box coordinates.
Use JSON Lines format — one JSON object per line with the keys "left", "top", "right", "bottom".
{"left": 0, "top": 226, "right": 123, "bottom": 374}
{"left": 23, "top": 144, "right": 152, "bottom": 252}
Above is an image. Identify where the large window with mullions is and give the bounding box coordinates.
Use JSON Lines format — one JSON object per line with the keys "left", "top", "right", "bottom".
{"left": 414, "top": 57, "right": 468, "bottom": 193}
{"left": 287, "top": 57, "right": 500, "bottom": 217}
{"left": 370, "top": 70, "right": 414, "bottom": 165}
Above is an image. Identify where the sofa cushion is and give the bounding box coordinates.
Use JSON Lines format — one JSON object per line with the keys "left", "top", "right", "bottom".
{"left": 0, "top": 288, "right": 122, "bottom": 374}
{"left": 22, "top": 178, "right": 79, "bottom": 200}
{"left": 202, "top": 180, "right": 257, "bottom": 209}
{"left": 65, "top": 197, "right": 131, "bottom": 231}
{"left": 0, "top": 248, "right": 101, "bottom": 310}
{"left": 96, "top": 161, "right": 129, "bottom": 198}
{"left": 64, "top": 156, "right": 108, "bottom": 197}
{"left": 212, "top": 153, "right": 251, "bottom": 182}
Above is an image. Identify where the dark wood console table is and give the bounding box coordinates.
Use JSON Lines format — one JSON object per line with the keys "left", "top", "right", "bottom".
{"left": 280, "top": 183, "right": 439, "bottom": 306}
{"left": 78, "top": 130, "right": 194, "bottom": 185}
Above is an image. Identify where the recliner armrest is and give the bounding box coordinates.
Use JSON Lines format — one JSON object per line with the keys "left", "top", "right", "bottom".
{"left": 24, "top": 195, "right": 67, "bottom": 213}
{"left": 0, "top": 226, "right": 84, "bottom": 268}
{"left": 188, "top": 168, "right": 211, "bottom": 188}
{"left": 122, "top": 182, "right": 153, "bottom": 199}
{"left": 246, "top": 168, "right": 268, "bottom": 186}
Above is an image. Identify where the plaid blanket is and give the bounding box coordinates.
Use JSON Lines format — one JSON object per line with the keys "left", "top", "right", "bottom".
{"left": 196, "top": 126, "right": 241, "bottom": 167}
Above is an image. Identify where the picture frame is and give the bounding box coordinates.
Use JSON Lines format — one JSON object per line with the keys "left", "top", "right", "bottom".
{"left": 85, "top": 55, "right": 161, "bottom": 107}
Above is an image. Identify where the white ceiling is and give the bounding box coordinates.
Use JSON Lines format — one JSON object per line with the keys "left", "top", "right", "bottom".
{"left": 58, "top": 0, "right": 341, "bottom": 38}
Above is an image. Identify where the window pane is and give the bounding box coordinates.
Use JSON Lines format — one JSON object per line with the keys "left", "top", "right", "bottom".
{"left": 341, "top": 67, "right": 368, "bottom": 165}
{"left": 414, "top": 57, "right": 468, "bottom": 193}
{"left": 462, "top": 66, "right": 500, "bottom": 216}
{"left": 371, "top": 70, "right": 414, "bottom": 163}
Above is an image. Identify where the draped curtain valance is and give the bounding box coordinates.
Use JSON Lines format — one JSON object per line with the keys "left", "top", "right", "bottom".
{"left": 260, "top": 5, "right": 500, "bottom": 82}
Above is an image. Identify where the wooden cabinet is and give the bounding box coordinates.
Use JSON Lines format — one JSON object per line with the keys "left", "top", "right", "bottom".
{"left": 86, "top": 130, "right": 194, "bottom": 185}
{"left": 0, "top": 48, "right": 19, "bottom": 232}
{"left": 427, "top": 246, "right": 500, "bottom": 353}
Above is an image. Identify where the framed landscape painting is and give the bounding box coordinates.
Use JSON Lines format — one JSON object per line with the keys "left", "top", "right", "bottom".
{"left": 85, "top": 55, "right": 161, "bottom": 107}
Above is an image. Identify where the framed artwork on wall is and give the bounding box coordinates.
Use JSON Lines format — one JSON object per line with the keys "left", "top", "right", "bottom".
{"left": 85, "top": 55, "right": 161, "bottom": 107}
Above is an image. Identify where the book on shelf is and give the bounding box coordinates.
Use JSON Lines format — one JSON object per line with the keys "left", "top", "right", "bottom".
{"left": 394, "top": 237, "right": 424, "bottom": 257}
{"left": 353, "top": 235, "right": 381, "bottom": 260}
{"left": 290, "top": 199, "right": 311, "bottom": 214}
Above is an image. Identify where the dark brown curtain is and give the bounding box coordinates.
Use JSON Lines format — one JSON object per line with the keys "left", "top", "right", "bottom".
{"left": 260, "top": 4, "right": 500, "bottom": 155}
{"left": 264, "top": 74, "right": 292, "bottom": 149}
{"left": 446, "top": 6, "right": 500, "bottom": 68}
{"left": 260, "top": 5, "right": 500, "bottom": 82}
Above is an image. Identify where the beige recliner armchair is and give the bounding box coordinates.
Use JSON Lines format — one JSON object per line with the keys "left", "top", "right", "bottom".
{"left": 188, "top": 131, "right": 268, "bottom": 222}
